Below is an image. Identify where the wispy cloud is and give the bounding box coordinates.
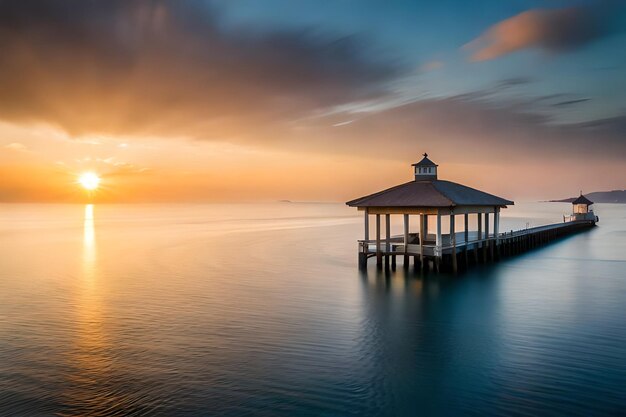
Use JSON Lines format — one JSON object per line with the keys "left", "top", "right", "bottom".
{"left": 297, "top": 83, "right": 626, "bottom": 164}
{"left": 3, "top": 142, "right": 27, "bottom": 151}
{"left": 332, "top": 120, "right": 355, "bottom": 127}
{"left": 553, "top": 98, "right": 591, "bottom": 107}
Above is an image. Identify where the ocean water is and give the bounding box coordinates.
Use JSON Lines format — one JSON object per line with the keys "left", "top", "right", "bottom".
{"left": 0, "top": 202, "right": 624, "bottom": 416}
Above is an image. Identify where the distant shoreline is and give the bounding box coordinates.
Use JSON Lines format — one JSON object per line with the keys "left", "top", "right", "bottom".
{"left": 545, "top": 190, "right": 626, "bottom": 204}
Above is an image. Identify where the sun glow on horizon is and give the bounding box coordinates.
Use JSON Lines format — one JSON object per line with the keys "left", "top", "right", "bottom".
{"left": 78, "top": 172, "right": 101, "bottom": 191}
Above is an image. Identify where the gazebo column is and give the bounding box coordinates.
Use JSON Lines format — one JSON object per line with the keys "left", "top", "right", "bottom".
{"left": 474, "top": 213, "right": 481, "bottom": 264}
{"left": 376, "top": 214, "right": 382, "bottom": 267}
{"left": 450, "top": 214, "right": 457, "bottom": 273}
{"left": 491, "top": 207, "right": 500, "bottom": 258}
{"left": 484, "top": 212, "right": 490, "bottom": 262}
{"left": 463, "top": 213, "right": 469, "bottom": 267}
{"left": 494, "top": 207, "right": 500, "bottom": 243}
{"left": 385, "top": 213, "right": 391, "bottom": 269}
{"left": 403, "top": 214, "right": 409, "bottom": 268}
{"left": 464, "top": 213, "right": 469, "bottom": 243}
{"left": 435, "top": 212, "right": 442, "bottom": 272}
{"left": 364, "top": 209, "right": 369, "bottom": 249}
{"left": 359, "top": 209, "right": 369, "bottom": 269}
{"left": 419, "top": 214, "right": 425, "bottom": 268}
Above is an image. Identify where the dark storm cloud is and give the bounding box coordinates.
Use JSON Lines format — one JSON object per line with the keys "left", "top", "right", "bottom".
{"left": 465, "top": 2, "right": 624, "bottom": 61}
{"left": 0, "top": 0, "right": 400, "bottom": 138}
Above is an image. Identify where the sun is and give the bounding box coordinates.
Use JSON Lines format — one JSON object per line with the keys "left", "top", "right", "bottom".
{"left": 78, "top": 172, "right": 101, "bottom": 191}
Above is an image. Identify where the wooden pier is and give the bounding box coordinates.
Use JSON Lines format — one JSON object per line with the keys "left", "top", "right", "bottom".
{"left": 347, "top": 154, "right": 598, "bottom": 273}
{"left": 357, "top": 218, "right": 596, "bottom": 273}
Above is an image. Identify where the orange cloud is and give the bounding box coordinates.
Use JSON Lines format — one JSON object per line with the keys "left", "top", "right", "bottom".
{"left": 465, "top": 6, "right": 612, "bottom": 61}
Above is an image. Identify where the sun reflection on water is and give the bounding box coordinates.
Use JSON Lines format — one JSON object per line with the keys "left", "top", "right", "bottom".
{"left": 83, "top": 204, "right": 96, "bottom": 278}
{"left": 61, "top": 204, "right": 120, "bottom": 414}
{"left": 78, "top": 203, "right": 106, "bottom": 361}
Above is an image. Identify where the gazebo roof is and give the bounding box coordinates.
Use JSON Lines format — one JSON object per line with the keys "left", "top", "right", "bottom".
{"left": 572, "top": 194, "right": 593, "bottom": 205}
{"left": 346, "top": 179, "right": 514, "bottom": 208}
{"left": 412, "top": 153, "right": 438, "bottom": 167}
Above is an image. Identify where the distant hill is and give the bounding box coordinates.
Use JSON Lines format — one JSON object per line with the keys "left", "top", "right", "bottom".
{"left": 549, "top": 190, "right": 626, "bottom": 204}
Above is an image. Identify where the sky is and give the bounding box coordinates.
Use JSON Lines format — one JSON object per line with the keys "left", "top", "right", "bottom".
{"left": 0, "top": 0, "right": 625, "bottom": 203}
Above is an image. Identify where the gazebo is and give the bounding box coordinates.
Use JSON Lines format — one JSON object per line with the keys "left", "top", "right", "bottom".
{"left": 569, "top": 193, "right": 597, "bottom": 222}
{"left": 346, "top": 153, "right": 514, "bottom": 272}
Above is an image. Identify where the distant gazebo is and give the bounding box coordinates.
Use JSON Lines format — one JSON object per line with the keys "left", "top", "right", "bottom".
{"left": 346, "top": 153, "right": 514, "bottom": 271}
{"left": 569, "top": 193, "right": 597, "bottom": 222}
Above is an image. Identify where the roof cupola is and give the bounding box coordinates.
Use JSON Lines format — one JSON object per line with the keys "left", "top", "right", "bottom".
{"left": 572, "top": 192, "right": 593, "bottom": 214}
{"left": 412, "top": 153, "right": 438, "bottom": 181}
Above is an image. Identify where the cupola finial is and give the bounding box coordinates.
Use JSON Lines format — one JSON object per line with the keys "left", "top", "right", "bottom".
{"left": 423, "top": 152, "right": 428, "bottom": 158}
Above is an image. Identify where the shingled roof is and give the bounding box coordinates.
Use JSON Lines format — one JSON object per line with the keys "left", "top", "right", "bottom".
{"left": 572, "top": 194, "right": 593, "bottom": 205}
{"left": 346, "top": 180, "right": 514, "bottom": 208}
